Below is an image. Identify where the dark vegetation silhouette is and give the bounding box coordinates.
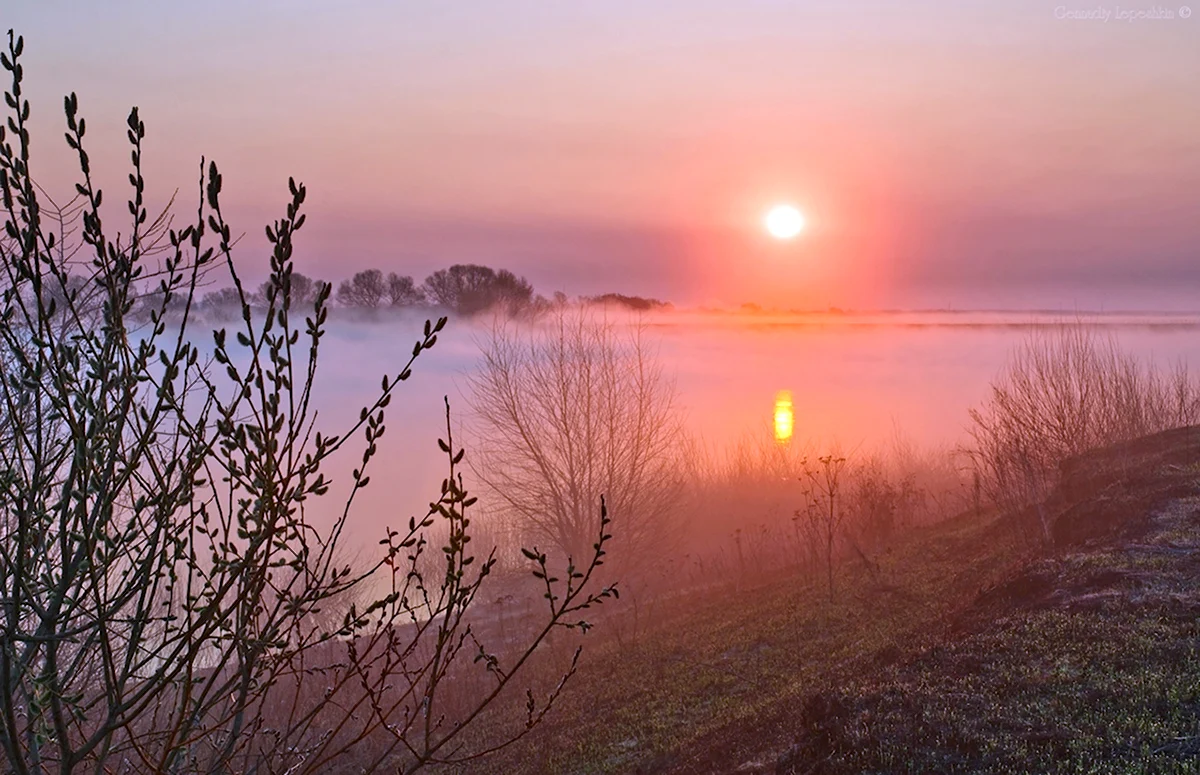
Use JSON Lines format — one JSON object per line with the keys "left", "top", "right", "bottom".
{"left": 336, "top": 267, "right": 388, "bottom": 308}
{"left": 263, "top": 270, "right": 323, "bottom": 308}
{"left": 0, "top": 31, "right": 618, "bottom": 774}
{"left": 197, "top": 263, "right": 605, "bottom": 322}
{"left": 966, "top": 325, "right": 1200, "bottom": 543}
{"left": 797, "top": 454, "right": 849, "bottom": 602}
{"left": 467, "top": 311, "right": 684, "bottom": 578}
{"left": 583, "top": 293, "right": 671, "bottom": 311}
{"left": 386, "top": 271, "right": 424, "bottom": 306}
{"left": 422, "top": 263, "right": 541, "bottom": 316}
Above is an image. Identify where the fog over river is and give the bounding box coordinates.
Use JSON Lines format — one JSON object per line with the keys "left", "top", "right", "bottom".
{"left": 205, "top": 309, "right": 1200, "bottom": 545}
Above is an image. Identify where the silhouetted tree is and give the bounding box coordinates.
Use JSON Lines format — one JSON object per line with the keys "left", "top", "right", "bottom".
{"left": 423, "top": 263, "right": 534, "bottom": 315}
{"left": 258, "top": 269, "right": 319, "bottom": 308}
{"left": 201, "top": 285, "right": 243, "bottom": 321}
{"left": 585, "top": 293, "right": 671, "bottom": 312}
{"left": 130, "top": 283, "right": 189, "bottom": 323}
{"left": 386, "top": 271, "right": 425, "bottom": 306}
{"left": 336, "top": 267, "right": 386, "bottom": 308}
{"left": 492, "top": 269, "right": 536, "bottom": 311}
{"left": 469, "top": 309, "right": 683, "bottom": 572}
{"left": 39, "top": 271, "right": 91, "bottom": 316}
{"left": 525, "top": 293, "right": 555, "bottom": 317}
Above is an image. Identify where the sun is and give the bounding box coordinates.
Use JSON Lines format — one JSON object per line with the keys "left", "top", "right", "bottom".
{"left": 764, "top": 204, "right": 805, "bottom": 240}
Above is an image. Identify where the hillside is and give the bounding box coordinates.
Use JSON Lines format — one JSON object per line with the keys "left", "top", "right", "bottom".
{"left": 775, "top": 425, "right": 1200, "bottom": 774}
{"left": 455, "top": 427, "right": 1200, "bottom": 774}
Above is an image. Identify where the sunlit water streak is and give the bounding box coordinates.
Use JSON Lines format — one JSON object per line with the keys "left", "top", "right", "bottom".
{"left": 773, "top": 390, "right": 794, "bottom": 444}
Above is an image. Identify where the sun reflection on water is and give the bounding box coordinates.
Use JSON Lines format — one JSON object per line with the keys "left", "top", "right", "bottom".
{"left": 774, "top": 390, "right": 794, "bottom": 444}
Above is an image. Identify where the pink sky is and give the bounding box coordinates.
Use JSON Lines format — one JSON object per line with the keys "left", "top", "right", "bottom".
{"left": 7, "top": 1, "right": 1199, "bottom": 309}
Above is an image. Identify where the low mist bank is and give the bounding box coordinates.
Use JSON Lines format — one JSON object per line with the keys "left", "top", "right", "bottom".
{"left": 267, "top": 309, "right": 1200, "bottom": 546}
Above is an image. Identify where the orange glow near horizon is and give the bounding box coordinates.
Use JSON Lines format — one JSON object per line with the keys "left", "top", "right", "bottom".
{"left": 659, "top": 113, "right": 907, "bottom": 308}
{"left": 773, "top": 390, "right": 794, "bottom": 444}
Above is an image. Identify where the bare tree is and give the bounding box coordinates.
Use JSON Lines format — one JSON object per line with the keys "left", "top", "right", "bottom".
{"left": 336, "top": 268, "right": 386, "bottom": 308}
{"left": 0, "top": 31, "right": 615, "bottom": 775}
{"left": 385, "top": 271, "right": 424, "bottom": 306}
{"left": 467, "top": 310, "right": 684, "bottom": 574}
{"left": 258, "top": 269, "right": 320, "bottom": 308}
{"left": 423, "top": 264, "right": 534, "bottom": 316}
{"left": 201, "top": 285, "right": 243, "bottom": 321}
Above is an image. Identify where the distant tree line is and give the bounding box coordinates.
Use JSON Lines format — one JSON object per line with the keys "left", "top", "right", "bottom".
{"left": 132, "top": 262, "right": 672, "bottom": 324}
{"left": 584, "top": 293, "right": 672, "bottom": 311}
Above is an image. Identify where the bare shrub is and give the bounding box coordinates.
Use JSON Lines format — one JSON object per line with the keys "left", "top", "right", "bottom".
{"left": 797, "top": 454, "right": 849, "bottom": 601}
{"left": 467, "top": 309, "right": 684, "bottom": 576}
{"left": 967, "top": 324, "right": 1200, "bottom": 536}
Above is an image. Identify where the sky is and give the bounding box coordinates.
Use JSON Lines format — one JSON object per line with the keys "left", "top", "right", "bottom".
{"left": 6, "top": 1, "right": 1199, "bottom": 310}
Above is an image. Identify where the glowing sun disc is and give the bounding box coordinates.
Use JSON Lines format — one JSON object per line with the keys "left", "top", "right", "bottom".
{"left": 765, "top": 205, "right": 805, "bottom": 240}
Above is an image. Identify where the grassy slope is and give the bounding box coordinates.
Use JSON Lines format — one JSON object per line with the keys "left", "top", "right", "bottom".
{"left": 450, "top": 427, "right": 1200, "bottom": 774}
{"left": 778, "top": 430, "right": 1200, "bottom": 774}
{"left": 452, "top": 509, "right": 1026, "bottom": 774}
{"left": 780, "top": 543, "right": 1200, "bottom": 774}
